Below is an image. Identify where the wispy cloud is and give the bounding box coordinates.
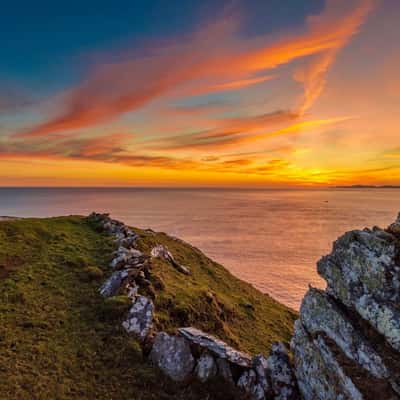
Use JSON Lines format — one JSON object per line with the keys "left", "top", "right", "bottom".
{"left": 294, "top": 0, "right": 375, "bottom": 114}
{"left": 17, "top": 0, "right": 375, "bottom": 137}
{"left": 198, "top": 74, "right": 276, "bottom": 94}
{"left": 147, "top": 110, "right": 298, "bottom": 150}
{"left": 148, "top": 115, "right": 352, "bottom": 151}
{"left": 0, "top": 84, "right": 33, "bottom": 113}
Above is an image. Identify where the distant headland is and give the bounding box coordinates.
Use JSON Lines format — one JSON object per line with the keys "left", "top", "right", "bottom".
{"left": 335, "top": 185, "right": 400, "bottom": 189}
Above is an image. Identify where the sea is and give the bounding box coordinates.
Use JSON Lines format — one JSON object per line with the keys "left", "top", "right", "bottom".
{"left": 0, "top": 187, "right": 398, "bottom": 309}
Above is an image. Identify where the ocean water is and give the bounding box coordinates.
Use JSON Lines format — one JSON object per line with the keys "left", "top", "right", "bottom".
{"left": 0, "top": 187, "right": 398, "bottom": 309}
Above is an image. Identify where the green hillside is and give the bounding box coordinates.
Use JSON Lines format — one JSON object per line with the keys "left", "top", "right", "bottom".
{"left": 0, "top": 216, "right": 296, "bottom": 399}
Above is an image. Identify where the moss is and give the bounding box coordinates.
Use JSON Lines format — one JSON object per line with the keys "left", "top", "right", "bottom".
{"left": 83, "top": 265, "right": 104, "bottom": 281}
{"left": 102, "top": 295, "right": 132, "bottom": 319}
{"left": 0, "top": 216, "right": 297, "bottom": 399}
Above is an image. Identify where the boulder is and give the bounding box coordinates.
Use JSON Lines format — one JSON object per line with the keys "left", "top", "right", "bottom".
{"left": 293, "top": 214, "right": 400, "bottom": 400}
{"left": 266, "top": 342, "right": 298, "bottom": 400}
{"left": 179, "top": 327, "right": 252, "bottom": 367}
{"left": 149, "top": 332, "right": 195, "bottom": 382}
{"left": 122, "top": 295, "right": 153, "bottom": 340}
{"left": 194, "top": 353, "right": 217, "bottom": 382}
{"left": 99, "top": 270, "right": 129, "bottom": 297}
{"left": 317, "top": 227, "right": 400, "bottom": 352}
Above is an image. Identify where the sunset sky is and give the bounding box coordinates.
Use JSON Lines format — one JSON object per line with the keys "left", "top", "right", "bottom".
{"left": 0, "top": 0, "right": 399, "bottom": 187}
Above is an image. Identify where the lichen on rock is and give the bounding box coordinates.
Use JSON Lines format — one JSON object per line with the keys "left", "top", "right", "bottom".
{"left": 293, "top": 215, "right": 400, "bottom": 400}
{"left": 122, "top": 295, "right": 154, "bottom": 340}
{"left": 149, "top": 332, "right": 195, "bottom": 382}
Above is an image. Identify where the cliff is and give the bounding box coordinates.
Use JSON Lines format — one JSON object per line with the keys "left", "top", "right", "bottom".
{"left": 292, "top": 214, "right": 400, "bottom": 399}
{"left": 92, "top": 212, "right": 400, "bottom": 400}
{"left": 1, "top": 212, "right": 399, "bottom": 400}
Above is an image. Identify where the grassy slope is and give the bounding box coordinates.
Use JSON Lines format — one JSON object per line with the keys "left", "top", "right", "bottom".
{"left": 0, "top": 216, "right": 297, "bottom": 399}
{"left": 134, "top": 228, "right": 296, "bottom": 354}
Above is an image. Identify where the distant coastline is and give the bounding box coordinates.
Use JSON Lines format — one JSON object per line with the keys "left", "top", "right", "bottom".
{"left": 335, "top": 185, "right": 400, "bottom": 189}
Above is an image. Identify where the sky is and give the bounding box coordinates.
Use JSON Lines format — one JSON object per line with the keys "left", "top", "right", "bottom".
{"left": 0, "top": 0, "right": 399, "bottom": 187}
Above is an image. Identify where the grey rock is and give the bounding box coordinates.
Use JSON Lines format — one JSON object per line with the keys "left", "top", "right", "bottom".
{"left": 237, "top": 369, "right": 256, "bottom": 392}
{"left": 291, "top": 320, "right": 362, "bottom": 400}
{"left": 314, "top": 335, "right": 364, "bottom": 400}
{"left": 195, "top": 353, "right": 217, "bottom": 382}
{"left": 291, "top": 215, "right": 400, "bottom": 400}
{"left": 237, "top": 369, "right": 267, "bottom": 399}
{"left": 117, "top": 235, "right": 137, "bottom": 248}
{"left": 317, "top": 227, "right": 400, "bottom": 351}
{"left": 99, "top": 270, "right": 129, "bottom": 297}
{"left": 388, "top": 212, "right": 400, "bottom": 235}
{"left": 253, "top": 354, "right": 270, "bottom": 392}
{"left": 300, "top": 288, "right": 389, "bottom": 378}
{"left": 122, "top": 295, "right": 153, "bottom": 340}
{"left": 149, "top": 332, "right": 195, "bottom": 382}
{"left": 151, "top": 244, "right": 173, "bottom": 260}
{"left": 113, "top": 246, "right": 142, "bottom": 258}
{"left": 110, "top": 253, "right": 129, "bottom": 269}
{"left": 179, "top": 327, "right": 251, "bottom": 367}
{"left": 267, "top": 342, "right": 297, "bottom": 400}
{"left": 110, "top": 248, "right": 144, "bottom": 270}
{"left": 355, "top": 294, "right": 400, "bottom": 352}
{"left": 252, "top": 383, "right": 266, "bottom": 400}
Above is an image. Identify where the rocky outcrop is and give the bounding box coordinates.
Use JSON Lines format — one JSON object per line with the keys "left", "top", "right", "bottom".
{"left": 388, "top": 212, "right": 400, "bottom": 235}
{"left": 292, "top": 218, "right": 400, "bottom": 400}
{"left": 266, "top": 342, "right": 298, "bottom": 400}
{"left": 90, "top": 211, "right": 400, "bottom": 400}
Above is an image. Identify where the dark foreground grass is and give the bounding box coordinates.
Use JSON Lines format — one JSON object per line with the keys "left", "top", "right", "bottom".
{"left": 0, "top": 216, "right": 297, "bottom": 399}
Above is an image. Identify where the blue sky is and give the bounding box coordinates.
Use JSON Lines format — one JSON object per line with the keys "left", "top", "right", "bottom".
{"left": 1, "top": 1, "right": 323, "bottom": 89}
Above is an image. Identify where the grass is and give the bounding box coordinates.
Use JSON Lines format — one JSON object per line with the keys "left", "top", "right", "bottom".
{"left": 0, "top": 216, "right": 297, "bottom": 399}
{"left": 133, "top": 229, "right": 297, "bottom": 355}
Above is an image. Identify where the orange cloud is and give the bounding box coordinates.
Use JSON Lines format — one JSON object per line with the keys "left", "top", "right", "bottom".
{"left": 18, "top": 0, "right": 376, "bottom": 137}
{"left": 148, "top": 114, "right": 351, "bottom": 152}
{"left": 200, "top": 75, "right": 276, "bottom": 93}
{"left": 147, "top": 110, "right": 299, "bottom": 150}
{"left": 294, "top": 0, "right": 375, "bottom": 114}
